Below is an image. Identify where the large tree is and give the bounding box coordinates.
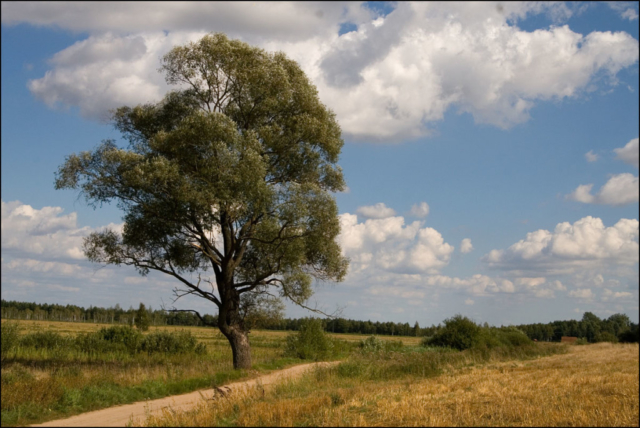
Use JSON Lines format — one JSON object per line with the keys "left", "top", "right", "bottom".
{"left": 55, "top": 33, "right": 348, "bottom": 369}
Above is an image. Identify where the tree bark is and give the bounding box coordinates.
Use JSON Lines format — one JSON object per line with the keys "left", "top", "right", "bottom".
{"left": 221, "top": 325, "right": 252, "bottom": 369}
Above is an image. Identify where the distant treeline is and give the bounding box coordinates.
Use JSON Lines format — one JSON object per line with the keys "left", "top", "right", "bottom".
{"left": 1, "top": 299, "right": 638, "bottom": 342}
{"left": 514, "top": 312, "right": 639, "bottom": 343}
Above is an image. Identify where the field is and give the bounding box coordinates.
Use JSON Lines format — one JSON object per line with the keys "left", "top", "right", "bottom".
{"left": 2, "top": 319, "right": 638, "bottom": 427}
{"left": 0, "top": 319, "right": 413, "bottom": 427}
{"left": 134, "top": 342, "right": 639, "bottom": 427}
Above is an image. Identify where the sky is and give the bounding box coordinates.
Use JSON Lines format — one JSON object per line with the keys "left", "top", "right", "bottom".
{"left": 1, "top": 1, "right": 638, "bottom": 327}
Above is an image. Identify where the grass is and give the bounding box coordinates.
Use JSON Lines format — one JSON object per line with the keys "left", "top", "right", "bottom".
{"left": 0, "top": 319, "right": 361, "bottom": 427}
{"left": 132, "top": 342, "right": 639, "bottom": 427}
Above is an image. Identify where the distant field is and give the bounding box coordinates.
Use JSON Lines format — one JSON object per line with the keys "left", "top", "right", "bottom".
{"left": 135, "top": 342, "right": 639, "bottom": 427}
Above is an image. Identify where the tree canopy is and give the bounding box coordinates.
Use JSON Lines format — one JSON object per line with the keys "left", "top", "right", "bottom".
{"left": 55, "top": 33, "right": 348, "bottom": 369}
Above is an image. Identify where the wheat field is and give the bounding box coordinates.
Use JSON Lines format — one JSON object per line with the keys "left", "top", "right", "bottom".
{"left": 136, "top": 342, "right": 639, "bottom": 427}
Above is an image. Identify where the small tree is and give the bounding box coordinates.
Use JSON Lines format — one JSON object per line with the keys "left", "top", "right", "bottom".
{"left": 55, "top": 33, "right": 348, "bottom": 369}
{"left": 135, "top": 303, "right": 151, "bottom": 332}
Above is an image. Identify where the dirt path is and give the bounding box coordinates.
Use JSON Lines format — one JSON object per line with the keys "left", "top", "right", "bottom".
{"left": 31, "top": 361, "right": 339, "bottom": 427}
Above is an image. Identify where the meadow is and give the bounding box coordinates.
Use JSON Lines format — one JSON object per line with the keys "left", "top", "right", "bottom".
{"left": 2, "top": 318, "right": 637, "bottom": 427}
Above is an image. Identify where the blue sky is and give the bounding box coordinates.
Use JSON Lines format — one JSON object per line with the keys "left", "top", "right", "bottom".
{"left": 1, "top": 1, "right": 638, "bottom": 326}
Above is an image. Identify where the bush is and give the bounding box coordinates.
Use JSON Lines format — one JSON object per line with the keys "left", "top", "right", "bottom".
{"left": 359, "top": 335, "right": 383, "bottom": 353}
{"left": 96, "top": 325, "right": 142, "bottom": 353}
{"left": 284, "top": 318, "right": 334, "bottom": 360}
{"left": 618, "top": 325, "right": 639, "bottom": 343}
{"left": 1, "top": 322, "right": 21, "bottom": 362}
{"left": 139, "top": 330, "right": 204, "bottom": 355}
{"left": 594, "top": 331, "right": 618, "bottom": 343}
{"left": 423, "top": 315, "right": 481, "bottom": 351}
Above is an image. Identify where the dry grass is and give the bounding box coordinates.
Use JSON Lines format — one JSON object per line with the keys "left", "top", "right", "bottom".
{"left": 134, "top": 343, "right": 639, "bottom": 427}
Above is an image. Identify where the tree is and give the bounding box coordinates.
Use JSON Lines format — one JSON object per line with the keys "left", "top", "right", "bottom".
{"left": 55, "top": 33, "right": 348, "bottom": 369}
{"left": 135, "top": 303, "right": 151, "bottom": 332}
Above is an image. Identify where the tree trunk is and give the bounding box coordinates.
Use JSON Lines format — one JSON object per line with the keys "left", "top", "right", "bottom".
{"left": 221, "top": 325, "right": 252, "bottom": 369}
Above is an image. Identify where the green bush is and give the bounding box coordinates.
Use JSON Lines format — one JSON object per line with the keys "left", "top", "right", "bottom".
{"left": 422, "top": 315, "right": 481, "bottom": 351}
{"left": 359, "top": 335, "right": 383, "bottom": 353}
{"left": 139, "top": 330, "right": 204, "bottom": 355}
{"left": 618, "top": 326, "right": 639, "bottom": 343}
{"left": 284, "top": 318, "right": 334, "bottom": 360}
{"left": 594, "top": 331, "right": 619, "bottom": 343}
{"left": 1, "top": 322, "right": 21, "bottom": 362}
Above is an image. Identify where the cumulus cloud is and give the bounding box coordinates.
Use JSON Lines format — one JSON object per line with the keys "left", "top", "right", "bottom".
{"left": 606, "top": 2, "right": 639, "bottom": 21}
{"left": 585, "top": 150, "right": 599, "bottom": 162}
{"left": 566, "top": 173, "right": 639, "bottom": 205}
{"left": 614, "top": 137, "right": 639, "bottom": 168}
{"left": 8, "top": 2, "right": 638, "bottom": 141}
{"left": 355, "top": 203, "right": 396, "bottom": 219}
{"left": 339, "top": 213, "right": 454, "bottom": 274}
{"left": 482, "top": 216, "right": 639, "bottom": 275}
{"left": 2, "top": 200, "right": 90, "bottom": 260}
{"left": 460, "top": 238, "right": 474, "bottom": 254}
{"left": 408, "top": 202, "right": 430, "bottom": 218}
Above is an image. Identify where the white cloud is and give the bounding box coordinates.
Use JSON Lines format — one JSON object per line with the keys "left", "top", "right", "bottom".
{"left": 9, "top": 2, "right": 637, "bottom": 141}
{"left": 602, "top": 288, "right": 633, "bottom": 301}
{"left": 585, "top": 150, "right": 599, "bottom": 162}
{"left": 408, "top": 202, "right": 430, "bottom": 218}
{"left": 339, "top": 213, "right": 454, "bottom": 275}
{"left": 482, "top": 216, "right": 639, "bottom": 275}
{"left": 606, "top": 2, "right": 639, "bottom": 21}
{"left": 464, "top": 298, "right": 474, "bottom": 305}
{"left": 460, "top": 238, "right": 473, "bottom": 254}
{"left": 614, "top": 137, "right": 639, "bottom": 168}
{"left": 355, "top": 203, "right": 396, "bottom": 219}
{"left": 566, "top": 173, "right": 639, "bottom": 205}
{"left": 621, "top": 8, "right": 639, "bottom": 21}
{"left": 568, "top": 288, "right": 594, "bottom": 300}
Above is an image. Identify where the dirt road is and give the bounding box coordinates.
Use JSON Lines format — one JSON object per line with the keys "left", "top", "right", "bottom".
{"left": 31, "top": 361, "right": 338, "bottom": 427}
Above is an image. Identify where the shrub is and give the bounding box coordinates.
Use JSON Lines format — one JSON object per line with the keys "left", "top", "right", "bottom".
{"left": 594, "top": 331, "right": 618, "bottom": 343}
{"left": 359, "top": 336, "right": 383, "bottom": 353}
{"left": 95, "top": 325, "right": 142, "bottom": 353}
{"left": 618, "top": 326, "right": 639, "bottom": 343}
{"left": 284, "top": 318, "right": 334, "bottom": 360}
{"left": 1, "top": 322, "right": 21, "bottom": 362}
{"left": 423, "top": 315, "right": 481, "bottom": 351}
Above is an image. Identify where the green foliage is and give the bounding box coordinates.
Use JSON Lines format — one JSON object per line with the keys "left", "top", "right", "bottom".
{"left": 359, "top": 335, "right": 384, "bottom": 353}
{"left": 422, "top": 315, "right": 482, "bottom": 351}
{"left": 594, "top": 331, "right": 619, "bottom": 343}
{"left": 1, "top": 322, "right": 21, "bottom": 362}
{"left": 284, "top": 318, "right": 334, "bottom": 360}
{"left": 135, "top": 303, "right": 151, "bottom": 332}
{"left": 576, "top": 338, "right": 589, "bottom": 345}
{"left": 423, "top": 317, "right": 533, "bottom": 351}
{"left": 618, "top": 325, "right": 640, "bottom": 343}
{"left": 139, "top": 330, "right": 206, "bottom": 355}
